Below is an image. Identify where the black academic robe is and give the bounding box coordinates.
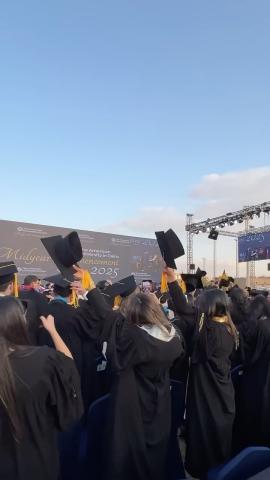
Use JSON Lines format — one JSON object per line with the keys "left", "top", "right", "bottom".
{"left": 234, "top": 316, "right": 270, "bottom": 450}
{"left": 168, "top": 281, "right": 235, "bottom": 478}
{"left": 19, "top": 289, "right": 50, "bottom": 344}
{"left": 37, "top": 300, "right": 83, "bottom": 369}
{"left": 38, "top": 299, "right": 110, "bottom": 409}
{"left": 0, "top": 346, "right": 83, "bottom": 480}
{"left": 84, "top": 288, "right": 184, "bottom": 480}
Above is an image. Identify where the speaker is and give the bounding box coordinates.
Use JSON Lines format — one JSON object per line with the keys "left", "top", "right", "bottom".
{"left": 190, "top": 263, "right": 195, "bottom": 271}
{"left": 268, "top": 263, "right": 270, "bottom": 271}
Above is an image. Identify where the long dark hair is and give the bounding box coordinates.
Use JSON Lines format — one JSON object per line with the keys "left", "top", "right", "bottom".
{"left": 198, "top": 288, "right": 238, "bottom": 346}
{"left": 0, "top": 296, "right": 29, "bottom": 441}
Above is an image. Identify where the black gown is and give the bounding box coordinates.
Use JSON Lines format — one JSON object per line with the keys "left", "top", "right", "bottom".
{"left": 168, "top": 281, "right": 235, "bottom": 478}
{"left": 0, "top": 346, "right": 83, "bottom": 480}
{"left": 234, "top": 316, "right": 270, "bottom": 449}
{"left": 38, "top": 298, "right": 111, "bottom": 408}
{"left": 84, "top": 288, "right": 184, "bottom": 480}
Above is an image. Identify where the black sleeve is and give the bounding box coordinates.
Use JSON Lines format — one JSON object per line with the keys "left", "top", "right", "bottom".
{"left": 168, "top": 281, "right": 193, "bottom": 315}
{"left": 48, "top": 351, "right": 84, "bottom": 431}
{"left": 71, "top": 289, "right": 114, "bottom": 342}
{"left": 85, "top": 289, "right": 149, "bottom": 371}
{"left": 168, "top": 281, "right": 197, "bottom": 342}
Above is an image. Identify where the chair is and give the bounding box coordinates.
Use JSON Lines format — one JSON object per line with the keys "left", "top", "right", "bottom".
{"left": 58, "top": 419, "right": 86, "bottom": 480}
{"left": 231, "top": 364, "right": 244, "bottom": 389}
{"left": 207, "top": 447, "right": 270, "bottom": 480}
{"left": 79, "top": 394, "right": 110, "bottom": 480}
{"left": 166, "top": 380, "right": 186, "bottom": 479}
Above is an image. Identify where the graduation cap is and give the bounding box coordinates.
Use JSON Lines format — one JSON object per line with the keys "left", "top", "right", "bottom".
{"left": 101, "top": 275, "right": 137, "bottom": 300}
{"left": 196, "top": 267, "right": 207, "bottom": 277}
{"left": 181, "top": 273, "right": 204, "bottom": 293}
{"left": 43, "top": 273, "right": 71, "bottom": 289}
{"left": 41, "top": 231, "right": 83, "bottom": 282}
{"left": 0, "top": 262, "right": 18, "bottom": 285}
{"left": 43, "top": 273, "right": 72, "bottom": 298}
{"left": 155, "top": 229, "right": 185, "bottom": 269}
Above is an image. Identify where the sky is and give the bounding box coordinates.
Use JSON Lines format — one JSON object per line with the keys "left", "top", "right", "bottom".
{"left": 0, "top": 0, "right": 269, "bottom": 276}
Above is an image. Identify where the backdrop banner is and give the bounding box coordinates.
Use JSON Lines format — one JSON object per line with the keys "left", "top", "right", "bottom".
{"left": 0, "top": 219, "right": 163, "bottom": 283}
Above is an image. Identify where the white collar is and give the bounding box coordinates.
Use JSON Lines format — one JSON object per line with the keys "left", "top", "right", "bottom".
{"left": 138, "top": 324, "right": 176, "bottom": 342}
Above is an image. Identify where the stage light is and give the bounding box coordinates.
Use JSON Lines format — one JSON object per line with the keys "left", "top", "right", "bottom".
{"left": 238, "top": 218, "right": 243, "bottom": 223}
{"left": 219, "top": 223, "right": 225, "bottom": 228}
{"left": 229, "top": 220, "right": 234, "bottom": 226}
{"left": 208, "top": 228, "right": 219, "bottom": 240}
{"left": 234, "top": 220, "right": 238, "bottom": 224}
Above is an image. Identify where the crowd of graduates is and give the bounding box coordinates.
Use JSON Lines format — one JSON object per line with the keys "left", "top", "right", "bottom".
{"left": 0, "top": 229, "right": 270, "bottom": 480}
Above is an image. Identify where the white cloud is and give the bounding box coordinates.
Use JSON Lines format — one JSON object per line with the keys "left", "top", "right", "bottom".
{"left": 191, "top": 166, "right": 270, "bottom": 219}
{"left": 98, "top": 166, "right": 270, "bottom": 276}
{"left": 99, "top": 206, "right": 186, "bottom": 238}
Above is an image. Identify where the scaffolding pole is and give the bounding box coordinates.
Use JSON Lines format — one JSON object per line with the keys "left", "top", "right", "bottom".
{"left": 186, "top": 214, "right": 194, "bottom": 273}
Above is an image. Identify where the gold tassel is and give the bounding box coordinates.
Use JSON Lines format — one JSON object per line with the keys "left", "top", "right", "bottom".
{"left": 113, "top": 295, "right": 122, "bottom": 309}
{"left": 70, "top": 290, "right": 79, "bottom": 308}
{"left": 13, "top": 273, "right": 19, "bottom": 297}
{"left": 74, "top": 267, "right": 95, "bottom": 291}
{"left": 177, "top": 275, "right": 186, "bottom": 294}
{"left": 160, "top": 272, "right": 168, "bottom": 293}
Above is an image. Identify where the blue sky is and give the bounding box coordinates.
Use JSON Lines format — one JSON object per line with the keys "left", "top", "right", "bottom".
{"left": 0, "top": 0, "right": 269, "bottom": 246}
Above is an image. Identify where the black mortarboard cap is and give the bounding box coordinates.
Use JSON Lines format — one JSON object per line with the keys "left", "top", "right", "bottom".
{"left": 181, "top": 273, "right": 204, "bottom": 293}
{"left": 101, "top": 275, "right": 137, "bottom": 300}
{"left": 155, "top": 229, "right": 185, "bottom": 269}
{"left": 41, "top": 231, "right": 83, "bottom": 282}
{"left": 196, "top": 267, "right": 207, "bottom": 277}
{"left": 43, "top": 274, "right": 71, "bottom": 289}
{"left": 0, "top": 261, "right": 18, "bottom": 285}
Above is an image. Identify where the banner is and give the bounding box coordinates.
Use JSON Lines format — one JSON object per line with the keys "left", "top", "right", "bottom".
{"left": 0, "top": 219, "right": 163, "bottom": 283}
{"left": 238, "top": 231, "right": 270, "bottom": 262}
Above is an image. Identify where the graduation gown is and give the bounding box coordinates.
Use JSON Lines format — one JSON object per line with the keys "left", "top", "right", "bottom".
{"left": 37, "top": 299, "right": 84, "bottom": 373}
{"left": 0, "top": 346, "right": 83, "bottom": 480}
{"left": 234, "top": 316, "right": 270, "bottom": 449}
{"left": 84, "top": 288, "right": 184, "bottom": 480}
{"left": 38, "top": 299, "right": 110, "bottom": 409}
{"left": 168, "top": 281, "right": 235, "bottom": 478}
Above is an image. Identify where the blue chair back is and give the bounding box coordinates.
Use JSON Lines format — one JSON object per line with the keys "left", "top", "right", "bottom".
{"left": 207, "top": 447, "right": 270, "bottom": 480}
{"left": 58, "top": 419, "right": 85, "bottom": 480}
{"left": 81, "top": 394, "right": 110, "bottom": 480}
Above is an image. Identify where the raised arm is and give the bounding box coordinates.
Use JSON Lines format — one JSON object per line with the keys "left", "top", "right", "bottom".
{"left": 165, "top": 268, "right": 194, "bottom": 316}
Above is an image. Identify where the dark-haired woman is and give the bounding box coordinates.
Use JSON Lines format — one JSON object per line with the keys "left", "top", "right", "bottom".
{"left": 0, "top": 296, "right": 83, "bottom": 480}
{"left": 165, "top": 268, "right": 238, "bottom": 478}
{"left": 73, "top": 274, "right": 184, "bottom": 480}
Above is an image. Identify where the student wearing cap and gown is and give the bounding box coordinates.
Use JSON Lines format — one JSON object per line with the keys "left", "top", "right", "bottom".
{"left": 165, "top": 267, "right": 237, "bottom": 478}
{"left": 37, "top": 273, "right": 108, "bottom": 408}
{"left": 71, "top": 270, "right": 184, "bottom": 480}
{"left": 0, "top": 262, "right": 19, "bottom": 297}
